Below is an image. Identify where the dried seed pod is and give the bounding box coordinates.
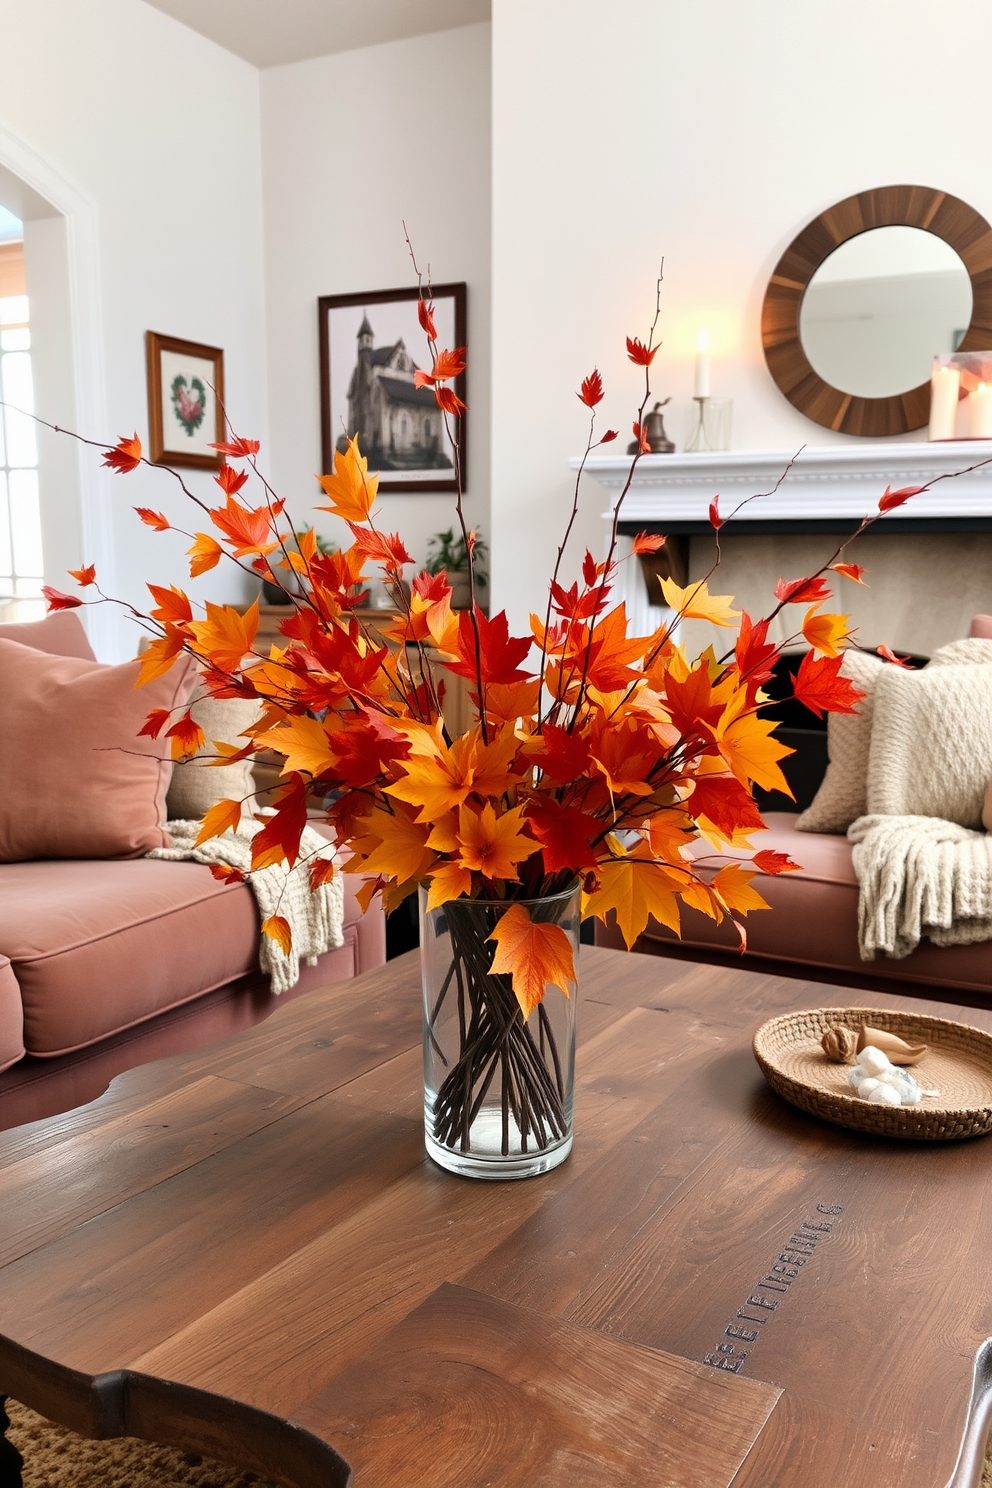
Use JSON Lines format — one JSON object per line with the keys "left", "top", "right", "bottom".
{"left": 856, "top": 1025, "right": 928, "bottom": 1065}
{"left": 821, "top": 1024, "right": 859, "bottom": 1062}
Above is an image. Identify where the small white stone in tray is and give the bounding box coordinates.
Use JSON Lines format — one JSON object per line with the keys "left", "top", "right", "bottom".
{"left": 867, "top": 1084, "right": 902, "bottom": 1106}
{"left": 855, "top": 1046, "right": 891, "bottom": 1077}
{"left": 858, "top": 1077, "right": 882, "bottom": 1097}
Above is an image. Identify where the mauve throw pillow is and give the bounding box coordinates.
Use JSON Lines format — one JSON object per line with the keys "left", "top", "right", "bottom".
{"left": 0, "top": 639, "right": 196, "bottom": 861}
{"left": 0, "top": 610, "right": 96, "bottom": 660}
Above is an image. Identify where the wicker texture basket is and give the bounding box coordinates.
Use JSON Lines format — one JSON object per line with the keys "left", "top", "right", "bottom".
{"left": 753, "top": 1006, "right": 992, "bottom": 1140}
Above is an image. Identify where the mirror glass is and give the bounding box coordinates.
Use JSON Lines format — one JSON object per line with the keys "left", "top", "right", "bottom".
{"left": 798, "top": 226, "right": 973, "bottom": 398}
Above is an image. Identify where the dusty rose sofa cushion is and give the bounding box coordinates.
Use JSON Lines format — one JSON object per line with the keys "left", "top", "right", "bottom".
{"left": 0, "top": 857, "right": 377, "bottom": 1056}
{"left": 597, "top": 812, "right": 992, "bottom": 999}
{"left": 0, "top": 610, "right": 96, "bottom": 660}
{"left": 0, "top": 639, "right": 195, "bottom": 861}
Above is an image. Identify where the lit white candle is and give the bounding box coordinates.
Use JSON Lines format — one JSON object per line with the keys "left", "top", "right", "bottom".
{"left": 928, "top": 362, "right": 960, "bottom": 441}
{"left": 967, "top": 382, "right": 992, "bottom": 439}
{"left": 694, "top": 328, "right": 710, "bottom": 399}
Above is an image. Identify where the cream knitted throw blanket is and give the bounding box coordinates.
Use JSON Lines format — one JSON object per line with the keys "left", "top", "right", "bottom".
{"left": 148, "top": 819, "right": 344, "bottom": 994}
{"left": 848, "top": 815, "right": 992, "bottom": 960}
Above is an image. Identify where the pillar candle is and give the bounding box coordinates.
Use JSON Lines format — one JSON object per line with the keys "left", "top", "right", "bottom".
{"left": 694, "top": 329, "right": 710, "bottom": 399}
{"left": 967, "top": 383, "right": 992, "bottom": 439}
{"left": 928, "top": 362, "right": 960, "bottom": 441}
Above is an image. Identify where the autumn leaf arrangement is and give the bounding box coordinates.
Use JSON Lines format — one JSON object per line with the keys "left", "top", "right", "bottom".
{"left": 43, "top": 269, "right": 943, "bottom": 1161}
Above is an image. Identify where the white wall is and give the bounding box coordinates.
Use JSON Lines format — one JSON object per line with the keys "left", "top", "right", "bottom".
{"left": 489, "top": 0, "right": 992, "bottom": 644}
{"left": 259, "top": 23, "right": 491, "bottom": 577}
{"left": 0, "top": 0, "right": 268, "bottom": 658}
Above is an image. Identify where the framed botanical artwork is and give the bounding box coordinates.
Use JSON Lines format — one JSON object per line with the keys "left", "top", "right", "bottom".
{"left": 145, "top": 331, "right": 225, "bottom": 470}
{"left": 318, "top": 283, "right": 467, "bottom": 493}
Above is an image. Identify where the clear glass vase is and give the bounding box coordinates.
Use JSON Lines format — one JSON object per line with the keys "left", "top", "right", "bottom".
{"left": 419, "top": 884, "right": 579, "bottom": 1180}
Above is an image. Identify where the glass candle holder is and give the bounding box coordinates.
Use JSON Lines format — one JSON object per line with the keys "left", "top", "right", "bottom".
{"left": 929, "top": 352, "right": 992, "bottom": 440}
{"left": 684, "top": 396, "right": 733, "bottom": 453}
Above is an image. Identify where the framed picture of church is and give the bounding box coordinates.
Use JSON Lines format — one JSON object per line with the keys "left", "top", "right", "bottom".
{"left": 318, "top": 282, "right": 467, "bottom": 493}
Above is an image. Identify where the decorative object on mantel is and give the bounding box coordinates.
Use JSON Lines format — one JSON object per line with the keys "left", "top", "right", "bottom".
{"left": 642, "top": 399, "right": 675, "bottom": 453}
{"left": 684, "top": 396, "right": 732, "bottom": 453}
{"left": 929, "top": 352, "right": 992, "bottom": 440}
{"left": 761, "top": 185, "right": 992, "bottom": 437}
{"left": 754, "top": 1006, "right": 992, "bottom": 1139}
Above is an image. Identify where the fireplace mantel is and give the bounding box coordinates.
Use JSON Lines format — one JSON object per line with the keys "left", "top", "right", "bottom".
{"left": 573, "top": 441, "right": 992, "bottom": 532}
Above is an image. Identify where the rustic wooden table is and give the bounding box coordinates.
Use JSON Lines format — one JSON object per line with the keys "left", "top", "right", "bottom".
{"left": 1, "top": 946, "right": 991, "bottom": 1488}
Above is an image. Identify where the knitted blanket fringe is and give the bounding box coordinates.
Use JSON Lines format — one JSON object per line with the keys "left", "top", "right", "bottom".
{"left": 148, "top": 819, "right": 344, "bottom": 994}
{"left": 848, "top": 813, "right": 992, "bottom": 960}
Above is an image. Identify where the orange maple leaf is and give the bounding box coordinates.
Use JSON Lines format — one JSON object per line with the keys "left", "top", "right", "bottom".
{"left": 801, "top": 607, "right": 848, "bottom": 658}
{"left": 831, "top": 562, "right": 867, "bottom": 585}
{"left": 147, "top": 583, "right": 192, "bottom": 625}
{"left": 135, "top": 508, "right": 170, "bottom": 531}
{"left": 102, "top": 433, "right": 141, "bottom": 473}
{"left": 711, "top": 863, "right": 769, "bottom": 915}
{"left": 187, "top": 533, "right": 224, "bottom": 578}
{"left": 137, "top": 708, "right": 171, "bottom": 739}
{"left": 455, "top": 802, "right": 536, "bottom": 881}
{"left": 261, "top": 915, "right": 292, "bottom": 955}
{"left": 631, "top": 532, "right": 666, "bottom": 555}
{"left": 69, "top": 564, "right": 96, "bottom": 586}
{"left": 187, "top": 600, "right": 260, "bottom": 672}
{"left": 582, "top": 854, "right": 682, "bottom": 949}
{"left": 136, "top": 629, "right": 185, "bottom": 686}
{"left": 348, "top": 802, "right": 434, "bottom": 884}
{"left": 316, "top": 435, "right": 378, "bottom": 522}
{"left": 425, "top": 860, "right": 473, "bottom": 911}
{"left": 255, "top": 715, "right": 338, "bottom": 778}
{"left": 166, "top": 710, "right": 205, "bottom": 760}
{"left": 210, "top": 436, "right": 260, "bottom": 458}
{"left": 308, "top": 857, "right": 337, "bottom": 891}
{"left": 753, "top": 849, "right": 801, "bottom": 875}
{"left": 209, "top": 496, "right": 279, "bottom": 558}
{"left": 487, "top": 903, "right": 576, "bottom": 1019}
{"left": 194, "top": 797, "right": 242, "bottom": 846}
{"left": 792, "top": 652, "right": 865, "bottom": 718}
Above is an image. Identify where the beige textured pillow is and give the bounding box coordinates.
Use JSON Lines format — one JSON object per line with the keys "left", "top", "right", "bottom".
{"left": 927, "top": 637, "right": 992, "bottom": 667}
{"left": 795, "top": 649, "right": 885, "bottom": 834}
{"left": 165, "top": 677, "right": 261, "bottom": 821}
{"left": 866, "top": 663, "right": 992, "bottom": 829}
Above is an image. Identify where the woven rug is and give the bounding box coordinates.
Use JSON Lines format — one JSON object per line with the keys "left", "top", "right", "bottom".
{"left": 5, "top": 1399, "right": 280, "bottom": 1487}
{"left": 6, "top": 1395, "right": 992, "bottom": 1485}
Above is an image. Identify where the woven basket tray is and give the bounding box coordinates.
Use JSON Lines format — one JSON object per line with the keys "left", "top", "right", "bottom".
{"left": 753, "top": 1006, "right": 992, "bottom": 1140}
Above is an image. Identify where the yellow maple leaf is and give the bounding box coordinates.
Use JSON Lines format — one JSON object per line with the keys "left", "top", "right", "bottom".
{"left": 187, "top": 532, "right": 224, "bottom": 578}
{"left": 261, "top": 915, "right": 292, "bottom": 955}
{"left": 711, "top": 862, "right": 770, "bottom": 915}
{"left": 425, "top": 860, "right": 473, "bottom": 911}
{"left": 713, "top": 704, "right": 793, "bottom": 797}
{"left": 802, "top": 607, "right": 849, "bottom": 658}
{"left": 315, "top": 435, "right": 378, "bottom": 522}
{"left": 194, "top": 797, "right": 242, "bottom": 847}
{"left": 456, "top": 802, "right": 536, "bottom": 881}
{"left": 659, "top": 577, "right": 741, "bottom": 627}
{"left": 187, "top": 601, "right": 260, "bottom": 672}
{"left": 348, "top": 804, "right": 434, "bottom": 884}
{"left": 255, "top": 715, "right": 338, "bottom": 778}
{"left": 487, "top": 903, "right": 576, "bottom": 1018}
{"left": 582, "top": 854, "right": 682, "bottom": 949}
{"left": 386, "top": 733, "right": 478, "bottom": 822}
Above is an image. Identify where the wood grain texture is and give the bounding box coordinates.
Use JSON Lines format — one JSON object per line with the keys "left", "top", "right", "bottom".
{"left": 761, "top": 184, "right": 992, "bottom": 436}
{"left": 296, "top": 1282, "right": 780, "bottom": 1488}
{"left": 1, "top": 946, "right": 992, "bottom": 1487}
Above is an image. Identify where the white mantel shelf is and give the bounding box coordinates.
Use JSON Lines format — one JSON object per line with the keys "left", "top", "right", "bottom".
{"left": 572, "top": 441, "right": 992, "bottom": 529}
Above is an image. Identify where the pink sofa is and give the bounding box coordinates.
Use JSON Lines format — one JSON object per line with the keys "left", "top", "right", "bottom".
{"left": 0, "top": 614, "right": 385, "bottom": 1132}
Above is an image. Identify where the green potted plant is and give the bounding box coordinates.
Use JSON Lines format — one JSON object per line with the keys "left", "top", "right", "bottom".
{"left": 425, "top": 526, "right": 488, "bottom": 610}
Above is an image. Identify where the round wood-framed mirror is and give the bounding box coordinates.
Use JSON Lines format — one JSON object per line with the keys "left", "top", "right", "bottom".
{"left": 761, "top": 185, "right": 992, "bottom": 437}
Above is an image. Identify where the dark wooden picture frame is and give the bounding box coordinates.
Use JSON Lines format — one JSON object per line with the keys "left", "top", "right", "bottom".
{"left": 761, "top": 185, "right": 992, "bottom": 437}
{"left": 318, "top": 283, "right": 467, "bottom": 493}
{"left": 145, "top": 331, "right": 225, "bottom": 470}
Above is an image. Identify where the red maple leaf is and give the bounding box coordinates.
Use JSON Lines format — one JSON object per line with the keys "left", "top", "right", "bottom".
{"left": 417, "top": 297, "right": 437, "bottom": 340}
{"left": 137, "top": 708, "right": 171, "bottom": 739}
{"left": 413, "top": 570, "right": 452, "bottom": 603}
{"left": 42, "top": 585, "right": 83, "bottom": 611}
{"left": 578, "top": 369, "right": 604, "bottom": 408}
{"left": 210, "top": 436, "right": 260, "bottom": 458}
{"left": 250, "top": 775, "right": 308, "bottom": 870}
{"left": 709, "top": 496, "right": 724, "bottom": 529}
{"left": 434, "top": 385, "right": 466, "bottom": 416}
{"left": 135, "top": 508, "right": 170, "bottom": 531}
{"left": 598, "top": 429, "right": 619, "bottom": 444}
{"left": 444, "top": 608, "right": 532, "bottom": 687}
{"left": 691, "top": 775, "right": 766, "bottom": 838}
{"left": 792, "top": 652, "right": 865, "bottom": 718}
{"left": 626, "top": 336, "right": 658, "bottom": 366}
{"left": 525, "top": 796, "right": 599, "bottom": 873}
{"left": 631, "top": 532, "right": 666, "bottom": 555}
{"left": 102, "top": 433, "right": 142, "bottom": 474}
{"left": 346, "top": 524, "right": 414, "bottom": 572}
{"left": 753, "top": 849, "right": 802, "bottom": 874}
{"left": 215, "top": 464, "right": 250, "bottom": 497}
{"left": 735, "top": 612, "right": 778, "bottom": 691}
{"left": 209, "top": 862, "right": 246, "bottom": 885}
{"left": 774, "top": 574, "right": 832, "bottom": 605}
{"left": 879, "top": 484, "right": 924, "bottom": 513}
{"left": 530, "top": 723, "right": 591, "bottom": 783}
{"left": 632, "top": 421, "right": 650, "bottom": 454}
{"left": 308, "top": 858, "right": 337, "bottom": 891}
